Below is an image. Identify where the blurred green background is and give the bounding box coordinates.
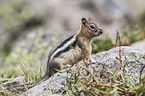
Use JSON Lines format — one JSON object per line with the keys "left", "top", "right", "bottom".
{"left": 0, "top": 0, "right": 145, "bottom": 79}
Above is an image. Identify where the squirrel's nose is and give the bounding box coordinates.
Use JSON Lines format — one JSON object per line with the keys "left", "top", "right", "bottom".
{"left": 98, "top": 29, "right": 103, "bottom": 34}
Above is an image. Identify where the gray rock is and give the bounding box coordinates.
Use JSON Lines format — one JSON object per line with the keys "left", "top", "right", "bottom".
{"left": 0, "top": 78, "right": 11, "bottom": 83}
{"left": 22, "top": 46, "right": 145, "bottom": 96}
{"left": 2, "top": 30, "right": 71, "bottom": 77}
{"left": 131, "top": 39, "right": 145, "bottom": 51}
{"left": 0, "top": 76, "right": 24, "bottom": 87}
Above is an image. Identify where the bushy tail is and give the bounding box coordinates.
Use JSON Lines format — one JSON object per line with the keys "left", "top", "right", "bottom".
{"left": 6, "top": 73, "right": 49, "bottom": 93}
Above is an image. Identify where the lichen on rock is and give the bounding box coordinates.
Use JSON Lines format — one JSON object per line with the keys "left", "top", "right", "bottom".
{"left": 21, "top": 46, "right": 145, "bottom": 96}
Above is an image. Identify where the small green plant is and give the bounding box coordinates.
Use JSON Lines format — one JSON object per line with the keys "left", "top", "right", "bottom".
{"left": 64, "top": 32, "right": 145, "bottom": 96}
{"left": 18, "top": 60, "right": 45, "bottom": 83}
{"left": 92, "top": 34, "right": 113, "bottom": 53}
{"left": 121, "top": 25, "right": 145, "bottom": 45}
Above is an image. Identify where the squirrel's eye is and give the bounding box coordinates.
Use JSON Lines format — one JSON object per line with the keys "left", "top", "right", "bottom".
{"left": 90, "top": 25, "right": 96, "bottom": 29}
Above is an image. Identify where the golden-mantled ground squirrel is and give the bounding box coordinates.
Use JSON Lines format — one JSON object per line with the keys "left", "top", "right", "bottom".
{"left": 7, "top": 17, "right": 103, "bottom": 92}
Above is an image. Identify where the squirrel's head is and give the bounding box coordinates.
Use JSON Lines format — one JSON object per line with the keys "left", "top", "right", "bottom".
{"left": 81, "top": 17, "right": 103, "bottom": 38}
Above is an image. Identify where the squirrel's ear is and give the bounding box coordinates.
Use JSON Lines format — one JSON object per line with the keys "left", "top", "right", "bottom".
{"left": 88, "top": 17, "right": 92, "bottom": 21}
{"left": 81, "top": 18, "right": 88, "bottom": 26}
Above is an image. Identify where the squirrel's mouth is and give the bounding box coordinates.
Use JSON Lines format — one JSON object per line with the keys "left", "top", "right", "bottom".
{"left": 97, "top": 29, "right": 103, "bottom": 34}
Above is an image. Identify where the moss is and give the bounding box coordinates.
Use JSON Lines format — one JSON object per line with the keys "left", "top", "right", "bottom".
{"left": 0, "top": 29, "right": 67, "bottom": 78}
{"left": 92, "top": 34, "right": 113, "bottom": 53}
{"left": 121, "top": 25, "right": 145, "bottom": 45}
{"left": 92, "top": 23, "right": 145, "bottom": 54}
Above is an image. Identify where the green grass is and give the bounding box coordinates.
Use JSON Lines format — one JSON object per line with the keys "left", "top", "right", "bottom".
{"left": 92, "top": 23, "right": 145, "bottom": 55}
{"left": 92, "top": 34, "right": 113, "bottom": 53}
{"left": 65, "top": 48, "right": 145, "bottom": 96}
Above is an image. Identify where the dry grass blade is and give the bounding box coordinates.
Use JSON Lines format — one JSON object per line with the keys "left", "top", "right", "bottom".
{"left": 139, "top": 64, "right": 145, "bottom": 83}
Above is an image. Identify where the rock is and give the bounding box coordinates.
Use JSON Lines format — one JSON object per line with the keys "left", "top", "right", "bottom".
{"left": 131, "top": 39, "right": 145, "bottom": 51}
{"left": 22, "top": 46, "right": 145, "bottom": 96}
{"left": 2, "top": 30, "right": 71, "bottom": 77}
{"left": 0, "top": 78, "right": 11, "bottom": 83}
{"left": 0, "top": 76, "right": 24, "bottom": 88}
